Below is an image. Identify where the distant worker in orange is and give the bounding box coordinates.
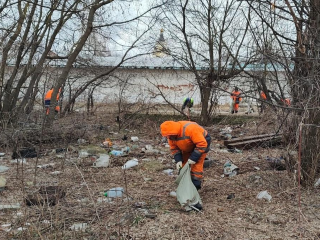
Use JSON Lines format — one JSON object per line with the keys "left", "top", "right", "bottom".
{"left": 260, "top": 91, "right": 267, "bottom": 100}
{"left": 160, "top": 120, "right": 211, "bottom": 211}
{"left": 281, "top": 98, "right": 291, "bottom": 106}
{"left": 260, "top": 90, "right": 267, "bottom": 113}
{"left": 230, "top": 87, "right": 242, "bottom": 114}
{"left": 44, "top": 87, "right": 61, "bottom": 115}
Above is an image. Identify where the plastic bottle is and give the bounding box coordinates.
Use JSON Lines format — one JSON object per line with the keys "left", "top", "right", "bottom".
{"left": 122, "top": 158, "right": 138, "bottom": 169}
{"left": 257, "top": 190, "right": 272, "bottom": 201}
{"left": 104, "top": 187, "right": 124, "bottom": 198}
{"left": 223, "top": 160, "right": 238, "bottom": 176}
{"left": 228, "top": 170, "right": 238, "bottom": 177}
{"left": 121, "top": 147, "right": 130, "bottom": 153}
{"left": 109, "top": 150, "right": 123, "bottom": 156}
{"left": 224, "top": 161, "right": 232, "bottom": 168}
{"left": 131, "top": 136, "right": 139, "bottom": 142}
{"left": 163, "top": 169, "right": 174, "bottom": 175}
{"left": 79, "top": 150, "right": 89, "bottom": 158}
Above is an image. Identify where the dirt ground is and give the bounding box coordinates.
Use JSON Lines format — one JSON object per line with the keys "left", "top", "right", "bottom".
{"left": 0, "top": 109, "right": 319, "bottom": 240}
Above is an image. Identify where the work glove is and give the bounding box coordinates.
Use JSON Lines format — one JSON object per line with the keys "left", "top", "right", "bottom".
{"left": 188, "top": 159, "right": 196, "bottom": 165}
{"left": 176, "top": 161, "right": 182, "bottom": 170}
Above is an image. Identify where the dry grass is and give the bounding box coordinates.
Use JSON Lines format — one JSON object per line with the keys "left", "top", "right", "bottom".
{"left": 0, "top": 108, "right": 319, "bottom": 239}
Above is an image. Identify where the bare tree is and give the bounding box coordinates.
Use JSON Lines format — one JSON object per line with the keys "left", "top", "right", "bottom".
{"left": 0, "top": 0, "right": 82, "bottom": 123}
{"left": 155, "top": 0, "right": 257, "bottom": 124}
{"left": 0, "top": 0, "right": 166, "bottom": 127}
{"left": 247, "top": 0, "right": 320, "bottom": 186}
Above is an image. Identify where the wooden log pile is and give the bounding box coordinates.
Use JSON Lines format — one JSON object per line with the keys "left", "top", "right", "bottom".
{"left": 224, "top": 133, "right": 282, "bottom": 150}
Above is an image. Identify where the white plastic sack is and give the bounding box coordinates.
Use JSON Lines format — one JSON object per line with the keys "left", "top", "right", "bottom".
{"left": 175, "top": 163, "right": 202, "bottom": 208}
{"left": 257, "top": 190, "right": 272, "bottom": 201}
{"left": 93, "top": 154, "right": 110, "bottom": 168}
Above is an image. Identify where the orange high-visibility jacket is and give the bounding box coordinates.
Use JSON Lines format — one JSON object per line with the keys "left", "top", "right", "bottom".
{"left": 45, "top": 88, "right": 60, "bottom": 101}
{"left": 231, "top": 90, "right": 242, "bottom": 103}
{"left": 281, "top": 98, "right": 291, "bottom": 106}
{"left": 160, "top": 121, "right": 210, "bottom": 163}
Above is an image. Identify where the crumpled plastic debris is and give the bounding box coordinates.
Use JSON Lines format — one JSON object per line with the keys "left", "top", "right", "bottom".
{"left": 102, "top": 138, "right": 112, "bottom": 147}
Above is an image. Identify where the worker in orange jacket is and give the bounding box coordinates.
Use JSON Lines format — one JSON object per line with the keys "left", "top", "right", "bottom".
{"left": 260, "top": 91, "right": 267, "bottom": 113}
{"left": 281, "top": 98, "right": 291, "bottom": 106}
{"left": 230, "top": 87, "right": 242, "bottom": 114}
{"left": 160, "top": 121, "right": 211, "bottom": 210}
{"left": 44, "top": 87, "right": 61, "bottom": 115}
{"left": 260, "top": 91, "right": 267, "bottom": 100}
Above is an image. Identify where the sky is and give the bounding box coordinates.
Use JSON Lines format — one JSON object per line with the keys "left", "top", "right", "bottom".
{"left": 0, "top": 0, "right": 296, "bottom": 67}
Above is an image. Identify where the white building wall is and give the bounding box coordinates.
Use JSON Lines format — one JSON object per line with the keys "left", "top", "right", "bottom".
{"left": 6, "top": 65, "right": 290, "bottom": 109}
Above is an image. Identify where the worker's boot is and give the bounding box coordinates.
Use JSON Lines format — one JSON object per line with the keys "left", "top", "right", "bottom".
{"left": 185, "top": 202, "right": 203, "bottom": 212}
{"left": 235, "top": 110, "right": 238, "bottom": 113}
{"left": 192, "top": 203, "right": 203, "bottom": 211}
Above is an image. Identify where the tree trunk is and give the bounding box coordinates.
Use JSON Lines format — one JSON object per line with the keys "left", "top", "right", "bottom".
{"left": 300, "top": 124, "right": 320, "bottom": 187}
{"left": 200, "top": 85, "right": 211, "bottom": 125}
{"left": 284, "top": 0, "right": 320, "bottom": 186}
{"left": 16, "top": 1, "right": 72, "bottom": 117}
{"left": 0, "top": 2, "right": 28, "bottom": 104}
{"left": 46, "top": 1, "right": 107, "bottom": 124}
{"left": 87, "top": 89, "right": 94, "bottom": 115}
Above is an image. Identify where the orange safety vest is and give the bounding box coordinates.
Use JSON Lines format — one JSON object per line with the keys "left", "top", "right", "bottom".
{"left": 45, "top": 88, "right": 60, "bottom": 101}
{"left": 231, "top": 90, "right": 242, "bottom": 103}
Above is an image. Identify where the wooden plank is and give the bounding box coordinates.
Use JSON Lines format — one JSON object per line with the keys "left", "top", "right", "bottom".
{"left": 224, "top": 133, "right": 279, "bottom": 146}
{"left": 226, "top": 135, "right": 282, "bottom": 150}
